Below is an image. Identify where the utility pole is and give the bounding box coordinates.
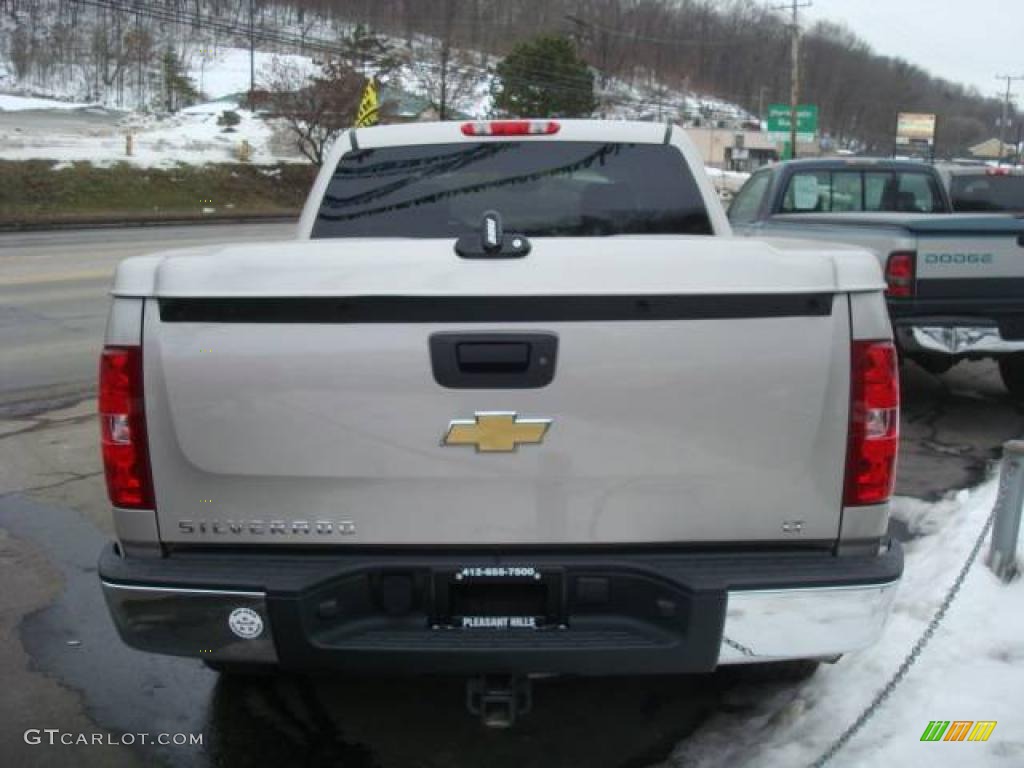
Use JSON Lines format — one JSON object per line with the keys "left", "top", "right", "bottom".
{"left": 773, "top": 1, "right": 811, "bottom": 159}
{"left": 996, "top": 74, "right": 1024, "bottom": 166}
{"left": 248, "top": 0, "right": 255, "bottom": 103}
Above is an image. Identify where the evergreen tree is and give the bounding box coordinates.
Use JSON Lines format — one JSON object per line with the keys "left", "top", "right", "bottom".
{"left": 161, "top": 49, "right": 198, "bottom": 113}
{"left": 491, "top": 36, "right": 596, "bottom": 118}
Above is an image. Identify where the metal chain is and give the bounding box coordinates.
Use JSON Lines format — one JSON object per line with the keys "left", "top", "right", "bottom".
{"left": 722, "top": 636, "right": 758, "bottom": 657}
{"left": 809, "top": 505, "right": 998, "bottom": 768}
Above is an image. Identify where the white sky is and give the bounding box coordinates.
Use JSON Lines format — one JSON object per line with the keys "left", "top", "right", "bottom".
{"left": 802, "top": 0, "right": 1024, "bottom": 100}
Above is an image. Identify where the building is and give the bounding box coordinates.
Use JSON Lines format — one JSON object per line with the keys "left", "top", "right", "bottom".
{"left": 684, "top": 127, "right": 791, "bottom": 171}
{"left": 968, "top": 138, "right": 1017, "bottom": 162}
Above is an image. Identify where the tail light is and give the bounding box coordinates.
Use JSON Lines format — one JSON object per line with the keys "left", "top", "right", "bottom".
{"left": 461, "top": 120, "right": 560, "bottom": 137}
{"left": 99, "top": 346, "right": 154, "bottom": 509}
{"left": 844, "top": 340, "right": 900, "bottom": 506}
{"left": 884, "top": 251, "right": 916, "bottom": 298}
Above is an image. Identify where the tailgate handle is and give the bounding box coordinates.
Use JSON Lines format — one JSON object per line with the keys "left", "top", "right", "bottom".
{"left": 457, "top": 342, "right": 530, "bottom": 373}
{"left": 430, "top": 333, "right": 558, "bottom": 389}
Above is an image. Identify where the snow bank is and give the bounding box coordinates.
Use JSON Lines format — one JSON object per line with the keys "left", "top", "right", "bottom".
{"left": 661, "top": 475, "right": 1024, "bottom": 767}
{"left": 0, "top": 94, "right": 96, "bottom": 111}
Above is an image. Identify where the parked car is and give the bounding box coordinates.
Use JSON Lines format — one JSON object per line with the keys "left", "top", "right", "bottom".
{"left": 936, "top": 163, "right": 1024, "bottom": 214}
{"left": 98, "top": 120, "right": 902, "bottom": 726}
{"left": 729, "top": 158, "right": 1024, "bottom": 397}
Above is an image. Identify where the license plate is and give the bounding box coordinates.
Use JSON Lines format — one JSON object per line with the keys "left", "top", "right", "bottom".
{"left": 434, "top": 567, "right": 564, "bottom": 629}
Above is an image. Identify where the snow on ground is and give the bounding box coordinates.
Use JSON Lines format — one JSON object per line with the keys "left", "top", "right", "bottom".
{"left": 704, "top": 167, "right": 751, "bottom": 196}
{"left": 0, "top": 95, "right": 297, "bottom": 168}
{"left": 660, "top": 473, "right": 1024, "bottom": 768}
{"left": 1, "top": 37, "right": 758, "bottom": 167}
{"left": 190, "top": 47, "right": 318, "bottom": 101}
{"left": 0, "top": 93, "right": 97, "bottom": 111}
{"left": 599, "top": 76, "right": 754, "bottom": 124}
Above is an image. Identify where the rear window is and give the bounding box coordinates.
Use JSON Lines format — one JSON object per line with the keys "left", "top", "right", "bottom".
{"left": 781, "top": 169, "right": 944, "bottom": 213}
{"left": 950, "top": 174, "right": 1024, "bottom": 212}
{"left": 312, "top": 142, "right": 713, "bottom": 238}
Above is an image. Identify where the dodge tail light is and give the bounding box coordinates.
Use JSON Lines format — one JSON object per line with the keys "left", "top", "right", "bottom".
{"left": 884, "top": 251, "right": 916, "bottom": 298}
{"left": 844, "top": 340, "right": 900, "bottom": 506}
{"left": 461, "top": 120, "right": 560, "bottom": 136}
{"left": 99, "top": 346, "right": 154, "bottom": 509}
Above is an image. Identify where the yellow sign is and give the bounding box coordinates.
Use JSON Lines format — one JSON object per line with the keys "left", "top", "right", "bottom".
{"left": 897, "top": 113, "right": 937, "bottom": 145}
{"left": 355, "top": 79, "right": 379, "bottom": 128}
{"left": 443, "top": 412, "right": 551, "bottom": 453}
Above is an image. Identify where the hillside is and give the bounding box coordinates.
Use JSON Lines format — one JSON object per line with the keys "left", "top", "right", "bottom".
{"left": 0, "top": 0, "right": 1011, "bottom": 155}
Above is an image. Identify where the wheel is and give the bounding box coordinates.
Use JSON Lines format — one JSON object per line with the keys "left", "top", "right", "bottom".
{"left": 998, "top": 354, "right": 1024, "bottom": 399}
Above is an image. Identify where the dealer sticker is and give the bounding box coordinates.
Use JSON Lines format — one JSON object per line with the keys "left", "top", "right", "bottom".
{"left": 227, "top": 607, "right": 264, "bottom": 639}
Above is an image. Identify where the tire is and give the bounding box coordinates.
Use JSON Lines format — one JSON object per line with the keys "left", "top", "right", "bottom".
{"left": 999, "top": 354, "right": 1024, "bottom": 400}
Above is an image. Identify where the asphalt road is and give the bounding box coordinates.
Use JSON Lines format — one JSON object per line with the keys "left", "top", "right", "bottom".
{"left": 0, "top": 224, "right": 1022, "bottom": 767}
{"left": 0, "top": 222, "right": 294, "bottom": 414}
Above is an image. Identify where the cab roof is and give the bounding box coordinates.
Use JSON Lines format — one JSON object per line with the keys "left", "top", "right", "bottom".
{"left": 771, "top": 157, "right": 938, "bottom": 174}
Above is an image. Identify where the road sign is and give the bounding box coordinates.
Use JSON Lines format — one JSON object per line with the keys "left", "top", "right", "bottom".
{"left": 767, "top": 104, "right": 818, "bottom": 143}
{"left": 896, "top": 112, "right": 936, "bottom": 147}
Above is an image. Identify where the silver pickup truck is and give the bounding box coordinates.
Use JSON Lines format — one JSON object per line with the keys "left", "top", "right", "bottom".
{"left": 729, "top": 158, "right": 1024, "bottom": 397}
{"left": 98, "top": 120, "right": 902, "bottom": 725}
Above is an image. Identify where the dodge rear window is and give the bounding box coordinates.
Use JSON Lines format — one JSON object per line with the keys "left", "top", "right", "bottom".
{"left": 311, "top": 142, "right": 713, "bottom": 238}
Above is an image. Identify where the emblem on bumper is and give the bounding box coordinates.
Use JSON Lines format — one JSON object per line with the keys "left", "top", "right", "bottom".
{"left": 227, "top": 607, "right": 264, "bottom": 639}
{"left": 443, "top": 412, "right": 551, "bottom": 453}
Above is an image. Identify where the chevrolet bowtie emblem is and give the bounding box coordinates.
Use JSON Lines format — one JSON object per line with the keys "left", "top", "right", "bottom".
{"left": 443, "top": 412, "right": 552, "bottom": 453}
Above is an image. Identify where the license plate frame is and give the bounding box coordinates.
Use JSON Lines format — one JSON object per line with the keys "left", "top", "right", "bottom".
{"left": 433, "top": 566, "right": 565, "bottom": 630}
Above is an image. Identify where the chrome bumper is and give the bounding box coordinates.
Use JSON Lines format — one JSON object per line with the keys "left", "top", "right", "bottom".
{"left": 717, "top": 581, "right": 899, "bottom": 664}
{"left": 102, "top": 577, "right": 899, "bottom": 669}
{"left": 897, "top": 324, "right": 1024, "bottom": 356}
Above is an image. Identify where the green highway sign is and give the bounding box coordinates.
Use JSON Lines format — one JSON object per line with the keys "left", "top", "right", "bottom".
{"left": 767, "top": 104, "right": 818, "bottom": 142}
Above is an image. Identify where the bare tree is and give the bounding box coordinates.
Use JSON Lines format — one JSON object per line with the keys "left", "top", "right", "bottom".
{"left": 263, "top": 57, "right": 367, "bottom": 165}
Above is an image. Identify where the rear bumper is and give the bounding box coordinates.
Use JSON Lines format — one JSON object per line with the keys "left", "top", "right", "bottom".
{"left": 99, "top": 542, "right": 902, "bottom": 675}
{"left": 896, "top": 323, "right": 1024, "bottom": 357}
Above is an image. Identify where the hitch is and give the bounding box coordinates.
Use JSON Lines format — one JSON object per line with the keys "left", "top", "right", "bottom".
{"left": 466, "top": 675, "right": 533, "bottom": 728}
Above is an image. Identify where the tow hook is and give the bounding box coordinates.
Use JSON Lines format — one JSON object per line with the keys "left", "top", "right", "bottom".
{"left": 466, "top": 675, "right": 533, "bottom": 728}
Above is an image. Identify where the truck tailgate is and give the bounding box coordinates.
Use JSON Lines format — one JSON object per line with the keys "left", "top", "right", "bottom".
{"left": 911, "top": 218, "right": 1024, "bottom": 304}
{"left": 141, "top": 237, "right": 852, "bottom": 546}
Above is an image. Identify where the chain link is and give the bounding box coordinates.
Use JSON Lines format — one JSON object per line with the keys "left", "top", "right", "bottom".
{"left": 808, "top": 505, "right": 998, "bottom": 767}
{"left": 722, "top": 636, "right": 758, "bottom": 658}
